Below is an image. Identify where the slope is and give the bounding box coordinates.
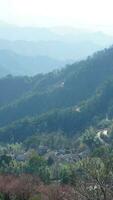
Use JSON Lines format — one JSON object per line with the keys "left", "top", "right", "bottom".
{"left": 0, "top": 47, "right": 113, "bottom": 126}
{"left": 0, "top": 78, "right": 113, "bottom": 142}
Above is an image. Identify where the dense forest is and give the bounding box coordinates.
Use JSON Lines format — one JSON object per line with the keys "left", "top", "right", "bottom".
{"left": 1, "top": 47, "right": 113, "bottom": 133}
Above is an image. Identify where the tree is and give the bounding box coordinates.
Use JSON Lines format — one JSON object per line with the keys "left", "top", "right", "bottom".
{"left": 27, "top": 152, "right": 50, "bottom": 183}
{"left": 70, "top": 156, "right": 113, "bottom": 200}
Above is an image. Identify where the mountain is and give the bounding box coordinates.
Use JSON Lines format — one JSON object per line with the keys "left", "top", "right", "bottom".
{"left": 0, "top": 24, "right": 113, "bottom": 61}
{"left": 0, "top": 46, "right": 113, "bottom": 143}
{"left": 0, "top": 38, "right": 103, "bottom": 61}
{"left": 0, "top": 77, "right": 113, "bottom": 143}
{"left": 0, "top": 50, "right": 65, "bottom": 77}
{"left": 0, "top": 23, "right": 59, "bottom": 41}
{"left": 0, "top": 24, "right": 113, "bottom": 78}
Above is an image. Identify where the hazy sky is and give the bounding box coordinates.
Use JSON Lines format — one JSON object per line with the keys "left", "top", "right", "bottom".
{"left": 0, "top": 0, "right": 113, "bottom": 31}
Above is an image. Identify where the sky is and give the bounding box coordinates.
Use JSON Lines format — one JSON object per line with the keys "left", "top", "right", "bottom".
{"left": 0, "top": 0, "right": 113, "bottom": 33}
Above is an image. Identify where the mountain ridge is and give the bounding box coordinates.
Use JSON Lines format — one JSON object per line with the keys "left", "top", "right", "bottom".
{"left": 0, "top": 46, "right": 113, "bottom": 142}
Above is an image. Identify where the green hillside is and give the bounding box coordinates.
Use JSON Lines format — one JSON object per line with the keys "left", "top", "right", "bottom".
{"left": 0, "top": 47, "right": 113, "bottom": 142}
{"left": 0, "top": 47, "right": 113, "bottom": 127}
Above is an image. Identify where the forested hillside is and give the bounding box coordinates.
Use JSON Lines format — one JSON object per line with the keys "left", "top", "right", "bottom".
{"left": 0, "top": 46, "right": 113, "bottom": 142}
{"left": 0, "top": 77, "right": 113, "bottom": 142}
{"left": 0, "top": 47, "right": 113, "bottom": 127}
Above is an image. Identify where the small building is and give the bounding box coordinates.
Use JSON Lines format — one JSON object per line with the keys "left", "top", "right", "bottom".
{"left": 16, "top": 153, "right": 29, "bottom": 162}
{"left": 38, "top": 146, "right": 48, "bottom": 155}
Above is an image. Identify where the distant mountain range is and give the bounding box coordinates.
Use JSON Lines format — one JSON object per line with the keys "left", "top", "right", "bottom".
{"left": 0, "top": 38, "right": 104, "bottom": 60}
{"left": 0, "top": 49, "right": 67, "bottom": 77}
{"left": 0, "top": 27, "right": 113, "bottom": 60}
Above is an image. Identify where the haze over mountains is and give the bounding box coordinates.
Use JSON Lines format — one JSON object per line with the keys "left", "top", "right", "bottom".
{"left": 1, "top": 22, "right": 113, "bottom": 144}
{"left": 0, "top": 22, "right": 113, "bottom": 77}
{"left": 2, "top": 0, "right": 113, "bottom": 197}
{"left": 0, "top": 49, "right": 66, "bottom": 76}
